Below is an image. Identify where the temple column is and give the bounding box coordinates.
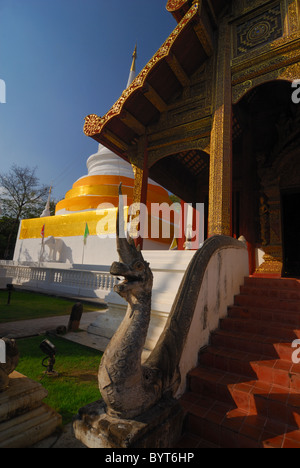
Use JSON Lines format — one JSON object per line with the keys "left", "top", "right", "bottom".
{"left": 208, "top": 19, "right": 232, "bottom": 237}
{"left": 130, "top": 137, "right": 149, "bottom": 249}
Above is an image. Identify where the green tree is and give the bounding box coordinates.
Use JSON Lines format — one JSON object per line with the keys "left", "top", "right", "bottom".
{"left": 49, "top": 200, "right": 57, "bottom": 216}
{"left": 0, "top": 165, "right": 48, "bottom": 259}
{"left": 0, "top": 217, "right": 19, "bottom": 259}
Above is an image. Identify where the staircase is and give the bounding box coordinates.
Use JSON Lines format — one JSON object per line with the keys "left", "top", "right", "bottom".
{"left": 177, "top": 276, "right": 300, "bottom": 448}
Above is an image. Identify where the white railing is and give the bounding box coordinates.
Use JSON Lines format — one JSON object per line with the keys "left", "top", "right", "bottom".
{"left": 0, "top": 263, "right": 119, "bottom": 301}
{"left": 0, "top": 251, "right": 198, "bottom": 345}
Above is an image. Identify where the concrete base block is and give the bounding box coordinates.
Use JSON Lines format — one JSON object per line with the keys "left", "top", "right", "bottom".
{"left": 0, "top": 371, "right": 62, "bottom": 448}
{"left": 73, "top": 398, "right": 184, "bottom": 449}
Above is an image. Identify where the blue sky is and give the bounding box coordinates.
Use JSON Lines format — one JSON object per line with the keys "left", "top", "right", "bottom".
{"left": 0, "top": 0, "right": 175, "bottom": 202}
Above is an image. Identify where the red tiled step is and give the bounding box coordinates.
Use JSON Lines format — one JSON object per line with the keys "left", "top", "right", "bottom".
{"left": 200, "top": 346, "right": 300, "bottom": 392}
{"left": 176, "top": 276, "right": 300, "bottom": 448}
{"left": 240, "top": 285, "right": 300, "bottom": 301}
{"left": 175, "top": 432, "right": 218, "bottom": 448}
{"left": 220, "top": 316, "right": 300, "bottom": 340}
{"left": 245, "top": 277, "right": 300, "bottom": 291}
{"left": 179, "top": 390, "right": 300, "bottom": 448}
{"left": 211, "top": 328, "right": 295, "bottom": 361}
{"left": 188, "top": 366, "right": 300, "bottom": 429}
{"left": 228, "top": 305, "right": 300, "bottom": 328}
{"left": 234, "top": 294, "right": 300, "bottom": 312}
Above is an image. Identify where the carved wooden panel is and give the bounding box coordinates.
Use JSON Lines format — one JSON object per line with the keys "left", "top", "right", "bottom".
{"left": 233, "top": 2, "right": 283, "bottom": 57}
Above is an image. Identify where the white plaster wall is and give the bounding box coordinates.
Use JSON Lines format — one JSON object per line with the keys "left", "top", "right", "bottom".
{"left": 144, "top": 250, "right": 196, "bottom": 314}
{"left": 176, "top": 245, "right": 249, "bottom": 397}
{"left": 13, "top": 235, "right": 169, "bottom": 267}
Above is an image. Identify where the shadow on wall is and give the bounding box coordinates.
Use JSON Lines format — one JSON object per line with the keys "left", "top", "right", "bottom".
{"left": 43, "top": 237, "right": 74, "bottom": 263}
{"left": 17, "top": 237, "right": 74, "bottom": 264}
{"left": 22, "top": 248, "right": 35, "bottom": 263}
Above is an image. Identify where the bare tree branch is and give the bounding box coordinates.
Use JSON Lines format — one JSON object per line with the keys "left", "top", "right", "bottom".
{"left": 0, "top": 165, "right": 49, "bottom": 258}
{"left": 0, "top": 165, "right": 48, "bottom": 221}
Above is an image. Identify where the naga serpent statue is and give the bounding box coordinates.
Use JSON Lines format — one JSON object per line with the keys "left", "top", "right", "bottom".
{"left": 99, "top": 184, "right": 198, "bottom": 419}
{"left": 98, "top": 184, "right": 245, "bottom": 421}
{"left": 98, "top": 185, "right": 159, "bottom": 419}
{"left": 0, "top": 338, "right": 19, "bottom": 392}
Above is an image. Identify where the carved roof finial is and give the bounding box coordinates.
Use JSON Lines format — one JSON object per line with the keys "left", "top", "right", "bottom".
{"left": 126, "top": 44, "right": 138, "bottom": 88}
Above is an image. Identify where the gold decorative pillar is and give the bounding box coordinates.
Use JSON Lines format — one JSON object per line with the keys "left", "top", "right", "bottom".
{"left": 208, "top": 19, "right": 232, "bottom": 237}
{"left": 130, "top": 137, "right": 149, "bottom": 249}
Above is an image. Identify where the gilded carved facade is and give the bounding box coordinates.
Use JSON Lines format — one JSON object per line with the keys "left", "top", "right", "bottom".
{"left": 84, "top": 0, "right": 300, "bottom": 276}
{"left": 232, "top": 0, "right": 300, "bottom": 103}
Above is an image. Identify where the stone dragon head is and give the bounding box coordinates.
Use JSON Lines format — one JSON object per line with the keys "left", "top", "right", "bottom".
{"left": 110, "top": 184, "right": 153, "bottom": 302}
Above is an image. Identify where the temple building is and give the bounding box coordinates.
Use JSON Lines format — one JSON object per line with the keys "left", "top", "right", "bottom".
{"left": 71, "top": 0, "right": 300, "bottom": 449}
{"left": 5, "top": 0, "right": 300, "bottom": 448}
{"left": 83, "top": 0, "right": 300, "bottom": 279}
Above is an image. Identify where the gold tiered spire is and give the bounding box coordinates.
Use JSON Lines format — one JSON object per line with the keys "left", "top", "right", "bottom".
{"left": 127, "top": 44, "right": 137, "bottom": 88}
{"left": 130, "top": 44, "right": 137, "bottom": 72}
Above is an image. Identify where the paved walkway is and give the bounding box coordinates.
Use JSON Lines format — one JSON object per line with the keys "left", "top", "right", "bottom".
{"left": 0, "top": 311, "right": 101, "bottom": 338}
{"left": 0, "top": 309, "right": 111, "bottom": 352}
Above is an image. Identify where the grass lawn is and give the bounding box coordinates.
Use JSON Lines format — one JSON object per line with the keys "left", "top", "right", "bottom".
{"left": 0, "top": 289, "right": 103, "bottom": 323}
{"left": 16, "top": 334, "right": 102, "bottom": 425}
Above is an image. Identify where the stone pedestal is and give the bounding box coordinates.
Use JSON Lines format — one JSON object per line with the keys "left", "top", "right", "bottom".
{"left": 73, "top": 398, "right": 184, "bottom": 449}
{"left": 0, "top": 371, "right": 62, "bottom": 448}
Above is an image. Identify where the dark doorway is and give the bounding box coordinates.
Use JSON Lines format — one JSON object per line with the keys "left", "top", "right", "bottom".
{"left": 149, "top": 150, "right": 210, "bottom": 240}
{"left": 282, "top": 190, "right": 300, "bottom": 278}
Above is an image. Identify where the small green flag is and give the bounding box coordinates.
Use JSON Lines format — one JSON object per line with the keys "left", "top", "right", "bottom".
{"left": 84, "top": 223, "right": 89, "bottom": 244}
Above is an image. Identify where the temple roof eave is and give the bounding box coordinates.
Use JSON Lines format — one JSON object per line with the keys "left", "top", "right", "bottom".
{"left": 83, "top": 1, "right": 224, "bottom": 160}
{"left": 166, "top": 0, "right": 191, "bottom": 23}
